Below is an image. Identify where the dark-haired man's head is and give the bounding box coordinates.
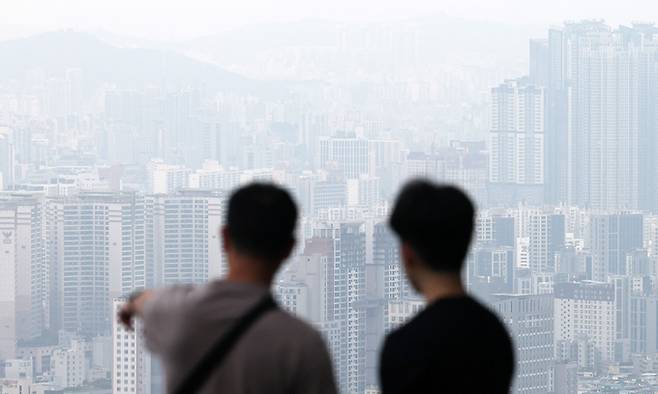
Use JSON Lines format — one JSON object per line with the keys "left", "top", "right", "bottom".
{"left": 389, "top": 180, "right": 474, "bottom": 293}
{"left": 222, "top": 183, "right": 298, "bottom": 284}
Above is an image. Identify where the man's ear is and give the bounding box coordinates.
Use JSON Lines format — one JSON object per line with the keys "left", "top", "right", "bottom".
{"left": 221, "top": 226, "right": 231, "bottom": 253}
{"left": 400, "top": 242, "right": 423, "bottom": 293}
{"left": 401, "top": 242, "right": 416, "bottom": 271}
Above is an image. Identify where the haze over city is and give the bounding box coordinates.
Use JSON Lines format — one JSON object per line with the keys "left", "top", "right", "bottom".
{"left": 2, "top": 1, "right": 658, "bottom": 393}
{"left": 2, "top": 0, "right": 656, "bottom": 39}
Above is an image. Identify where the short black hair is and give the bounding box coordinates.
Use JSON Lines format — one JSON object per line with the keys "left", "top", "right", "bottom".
{"left": 389, "top": 179, "right": 475, "bottom": 273}
{"left": 227, "top": 183, "right": 298, "bottom": 261}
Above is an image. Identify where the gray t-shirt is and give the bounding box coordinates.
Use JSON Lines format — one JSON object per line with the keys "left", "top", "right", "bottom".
{"left": 142, "top": 280, "right": 337, "bottom": 394}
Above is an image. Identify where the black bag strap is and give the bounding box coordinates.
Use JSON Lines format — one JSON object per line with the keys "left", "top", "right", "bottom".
{"left": 173, "top": 294, "right": 277, "bottom": 394}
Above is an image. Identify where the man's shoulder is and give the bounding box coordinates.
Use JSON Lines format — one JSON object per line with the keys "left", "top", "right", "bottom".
{"left": 382, "top": 317, "right": 419, "bottom": 357}
{"left": 464, "top": 298, "right": 511, "bottom": 335}
{"left": 384, "top": 296, "right": 508, "bottom": 342}
{"left": 266, "top": 308, "right": 325, "bottom": 344}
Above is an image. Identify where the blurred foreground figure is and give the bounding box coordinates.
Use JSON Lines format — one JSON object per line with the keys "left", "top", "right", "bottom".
{"left": 119, "top": 183, "right": 337, "bottom": 394}
{"left": 380, "top": 180, "right": 514, "bottom": 394}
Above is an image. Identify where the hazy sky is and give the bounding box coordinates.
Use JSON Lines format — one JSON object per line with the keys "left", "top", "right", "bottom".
{"left": 1, "top": 0, "right": 656, "bottom": 40}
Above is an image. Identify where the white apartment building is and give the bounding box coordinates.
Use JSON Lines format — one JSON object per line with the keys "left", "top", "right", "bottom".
{"left": 318, "top": 135, "right": 370, "bottom": 179}
{"left": 147, "top": 160, "right": 190, "bottom": 194}
{"left": 147, "top": 190, "right": 223, "bottom": 284}
{"left": 3, "top": 359, "right": 32, "bottom": 380}
{"left": 47, "top": 193, "right": 139, "bottom": 336}
{"left": 489, "top": 79, "right": 545, "bottom": 185}
{"left": 112, "top": 298, "right": 150, "bottom": 394}
{"left": 52, "top": 339, "right": 86, "bottom": 388}
{"left": 0, "top": 196, "right": 46, "bottom": 356}
{"left": 554, "top": 281, "right": 615, "bottom": 364}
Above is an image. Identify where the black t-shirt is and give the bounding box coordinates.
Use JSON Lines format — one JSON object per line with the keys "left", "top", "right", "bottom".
{"left": 380, "top": 296, "right": 514, "bottom": 394}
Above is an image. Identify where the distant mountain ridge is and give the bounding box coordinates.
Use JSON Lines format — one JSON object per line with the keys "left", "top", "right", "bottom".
{"left": 0, "top": 30, "right": 263, "bottom": 92}
{"left": 180, "top": 16, "right": 543, "bottom": 69}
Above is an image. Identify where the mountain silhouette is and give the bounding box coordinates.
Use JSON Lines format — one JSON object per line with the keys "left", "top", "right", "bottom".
{"left": 0, "top": 30, "right": 264, "bottom": 92}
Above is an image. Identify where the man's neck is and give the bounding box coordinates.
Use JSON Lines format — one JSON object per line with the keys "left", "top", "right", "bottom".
{"left": 418, "top": 272, "right": 466, "bottom": 304}
{"left": 225, "top": 253, "right": 277, "bottom": 287}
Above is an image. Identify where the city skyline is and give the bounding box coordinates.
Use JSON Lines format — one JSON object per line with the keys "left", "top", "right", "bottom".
{"left": 2, "top": 16, "right": 658, "bottom": 394}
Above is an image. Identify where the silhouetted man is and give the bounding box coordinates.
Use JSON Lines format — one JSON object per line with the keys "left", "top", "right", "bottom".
{"left": 380, "top": 180, "right": 514, "bottom": 393}
{"left": 119, "top": 183, "right": 337, "bottom": 394}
